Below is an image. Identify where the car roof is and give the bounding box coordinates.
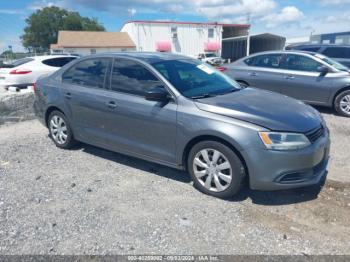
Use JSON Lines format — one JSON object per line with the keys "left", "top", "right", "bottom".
{"left": 290, "top": 44, "right": 350, "bottom": 48}
{"left": 245, "top": 50, "right": 318, "bottom": 57}
{"left": 96, "top": 52, "right": 193, "bottom": 64}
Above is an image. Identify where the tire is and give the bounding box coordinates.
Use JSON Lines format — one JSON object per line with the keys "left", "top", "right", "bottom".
{"left": 187, "top": 141, "right": 245, "bottom": 199}
{"left": 48, "top": 110, "right": 76, "bottom": 149}
{"left": 334, "top": 90, "right": 350, "bottom": 117}
{"left": 237, "top": 81, "right": 249, "bottom": 89}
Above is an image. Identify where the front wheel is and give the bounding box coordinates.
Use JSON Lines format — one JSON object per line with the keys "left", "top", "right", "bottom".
{"left": 187, "top": 141, "right": 245, "bottom": 199}
{"left": 334, "top": 90, "right": 350, "bottom": 117}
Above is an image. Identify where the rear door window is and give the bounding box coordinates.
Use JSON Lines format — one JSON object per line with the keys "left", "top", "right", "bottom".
{"left": 62, "top": 58, "right": 111, "bottom": 89}
{"left": 42, "top": 57, "right": 77, "bottom": 67}
{"left": 322, "top": 47, "right": 350, "bottom": 59}
{"left": 245, "top": 54, "right": 284, "bottom": 69}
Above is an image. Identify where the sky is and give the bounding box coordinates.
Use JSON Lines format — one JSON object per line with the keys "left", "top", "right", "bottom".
{"left": 0, "top": 0, "right": 350, "bottom": 53}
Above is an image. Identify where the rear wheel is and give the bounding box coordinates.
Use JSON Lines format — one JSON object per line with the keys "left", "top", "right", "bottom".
{"left": 48, "top": 111, "right": 76, "bottom": 149}
{"left": 334, "top": 90, "right": 350, "bottom": 117}
{"left": 187, "top": 141, "right": 245, "bottom": 199}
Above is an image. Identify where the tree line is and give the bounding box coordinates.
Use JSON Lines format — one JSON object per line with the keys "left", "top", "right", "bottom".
{"left": 21, "top": 6, "right": 105, "bottom": 52}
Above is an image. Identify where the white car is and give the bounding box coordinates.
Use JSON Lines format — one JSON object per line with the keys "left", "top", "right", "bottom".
{"left": 0, "top": 55, "right": 77, "bottom": 89}
{"left": 197, "top": 52, "right": 224, "bottom": 66}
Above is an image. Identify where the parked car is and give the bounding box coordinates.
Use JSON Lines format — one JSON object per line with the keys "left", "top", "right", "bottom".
{"left": 286, "top": 44, "right": 350, "bottom": 68}
{"left": 225, "top": 50, "right": 350, "bottom": 117}
{"left": 197, "top": 52, "right": 224, "bottom": 66}
{"left": 0, "top": 55, "right": 77, "bottom": 89}
{"left": 34, "top": 52, "right": 330, "bottom": 198}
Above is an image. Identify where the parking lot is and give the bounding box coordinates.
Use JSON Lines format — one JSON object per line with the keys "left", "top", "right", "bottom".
{"left": 0, "top": 108, "right": 349, "bottom": 255}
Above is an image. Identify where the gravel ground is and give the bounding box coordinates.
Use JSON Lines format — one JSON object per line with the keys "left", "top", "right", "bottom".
{"left": 0, "top": 110, "right": 349, "bottom": 255}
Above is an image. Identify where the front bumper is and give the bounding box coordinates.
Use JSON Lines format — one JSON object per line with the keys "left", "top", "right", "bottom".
{"left": 242, "top": 131, "right": 330, "bottom": 191}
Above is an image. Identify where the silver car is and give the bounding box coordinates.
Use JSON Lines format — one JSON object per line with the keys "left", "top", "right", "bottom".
{"left": 225, "top": 51, "right": 350, "bottom": 117}
{"left": 34, "top": 52, "right": 330, "bottom": 198}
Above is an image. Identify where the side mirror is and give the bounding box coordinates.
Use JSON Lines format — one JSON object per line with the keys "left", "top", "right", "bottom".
{"left": 317, "top": 66, "right": 329, "bottom": 76}
{"left": 145, "top": 87, "right": 170, "bottom": 102}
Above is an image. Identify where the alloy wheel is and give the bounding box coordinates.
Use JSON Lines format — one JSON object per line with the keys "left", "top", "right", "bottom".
{"left": 49, "top": 115, "right": 68, "bottom": 145}
{"left": 340, "top": 95, "right": 350, "bottom": 115}
{"left": 192, "top": 148, "right": 232, "bottom": 192}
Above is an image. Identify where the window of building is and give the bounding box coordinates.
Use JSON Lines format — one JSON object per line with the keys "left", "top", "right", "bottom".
{"left": 335, "top": 38, "right": 344, "bottom": 44}
{"left": 171, "top": 26, "right": 177, "bottom": 33}
{"left": 62, "top": 58, "right": 111, "bottom": 88}
{"left": 110, "top": 58, "right": 163, "bottom": 96}
{"left": 208, "top": 28, "right": 214, "bottom": 38}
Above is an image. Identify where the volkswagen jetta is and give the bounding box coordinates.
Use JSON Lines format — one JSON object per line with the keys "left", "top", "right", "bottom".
{"left": 34, "top": 52, "right": 330, "bottom": 198}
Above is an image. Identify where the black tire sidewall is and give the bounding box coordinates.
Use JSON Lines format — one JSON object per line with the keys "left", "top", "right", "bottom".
{"left": 187, "top": 141, "right": 245, "bottom": 199}
{"left": 335, "top": 90, "right": 350, "bottom": 117}
{"left": 48, "top": 111, "right": 75, "bottom": 149}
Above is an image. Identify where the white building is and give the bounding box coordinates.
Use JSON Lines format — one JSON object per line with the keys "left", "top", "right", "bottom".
{"left": 121, "top": 20, "right": 249, "bottom": 57}
{"left": 50, "top": 31, "right": 136, "bottom": 55}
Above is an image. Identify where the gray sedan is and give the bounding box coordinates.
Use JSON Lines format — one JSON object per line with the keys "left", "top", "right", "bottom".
{"left": 34, "top": 52, "right": 330, "bottom": 198}
{"left": 225, "top": 51, "right": 350, "bottom": 117}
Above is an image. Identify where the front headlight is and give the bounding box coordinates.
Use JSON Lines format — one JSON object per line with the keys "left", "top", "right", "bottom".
{"left": 259, "top": 132, "right": 311, "bottom": 151}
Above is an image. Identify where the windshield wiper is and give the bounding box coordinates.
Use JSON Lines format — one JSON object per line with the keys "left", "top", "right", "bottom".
{"left": 190, "top": 93, "right": 216, "bottom": 99}
{"left": 216, "top": 89, "right": 240, "bottom": 96}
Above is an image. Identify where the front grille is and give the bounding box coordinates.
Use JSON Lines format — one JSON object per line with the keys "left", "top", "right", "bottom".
{"left": 305, "top": 125, "right": 325, "bottom": 143}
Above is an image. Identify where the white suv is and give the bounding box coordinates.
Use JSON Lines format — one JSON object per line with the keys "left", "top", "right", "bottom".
{"left": 0, "top": 55, "right": 77, "bottom": 89}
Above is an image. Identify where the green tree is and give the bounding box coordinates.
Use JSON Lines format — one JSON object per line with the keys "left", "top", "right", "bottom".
{"left": 21, "top": 6, "right": 105, "bottom": 52}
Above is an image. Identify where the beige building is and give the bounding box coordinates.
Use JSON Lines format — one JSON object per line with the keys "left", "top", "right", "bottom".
{"left": 50, "top": 31, "right": 136, "bottom": 55}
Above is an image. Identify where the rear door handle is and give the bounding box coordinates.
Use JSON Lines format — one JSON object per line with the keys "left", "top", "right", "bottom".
{"left": 65, "top": 92, "right": 72, "bottom": 99}
{"left": 284, "top": 75, "right": 295, "bottom": 80}
{"left": 249, "top": 72, "right": 258, "bottom": 77}
{"left": 106, "top": 101, "right": 117, "bottom": 109}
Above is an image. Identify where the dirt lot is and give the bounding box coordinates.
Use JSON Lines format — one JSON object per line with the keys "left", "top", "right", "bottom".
{"left": 0, "top": 109, "right": 349, "bottom": 255}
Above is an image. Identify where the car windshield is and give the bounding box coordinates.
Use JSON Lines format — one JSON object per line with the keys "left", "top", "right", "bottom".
{"left": 314, "top": 54, "right": 349, "bottom": 71}
{"left": 152, "top": 59, "right": 241, "bottom": 98}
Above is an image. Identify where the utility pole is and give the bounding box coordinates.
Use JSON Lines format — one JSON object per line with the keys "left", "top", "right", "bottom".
{"left": 246, "top": 12, "right": 251, "bottom": 57}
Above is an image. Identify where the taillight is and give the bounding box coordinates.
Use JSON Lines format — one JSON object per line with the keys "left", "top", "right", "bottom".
{"left": 10, "top": 69, "right": 32, "bottom": 75}
{"left": 217, "top": 66, "right": 227, "bottom": 72}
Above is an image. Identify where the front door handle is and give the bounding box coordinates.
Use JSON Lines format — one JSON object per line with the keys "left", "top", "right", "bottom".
{"left": 65, "top": 92, "right": 72, "bottom": 99}
{"left": 249, "top": 72, "right": 258, "bottom": 77}
{"left": 106, "top": 101, "right": 117, "bottom": 109}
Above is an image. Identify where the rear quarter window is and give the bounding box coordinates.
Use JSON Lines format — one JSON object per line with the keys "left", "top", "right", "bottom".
{"left": 244, "top": 57, "right": 255, "bottom": 66}
{"left": 42, "top": 57, "right": 77, "bottom": 68}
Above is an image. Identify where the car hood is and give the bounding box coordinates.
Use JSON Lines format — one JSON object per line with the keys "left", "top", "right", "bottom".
{"left": 194, "top": 88, "right": 322, "bottom": 133}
